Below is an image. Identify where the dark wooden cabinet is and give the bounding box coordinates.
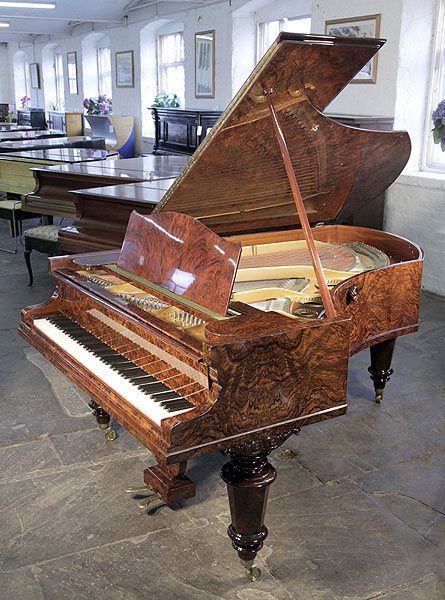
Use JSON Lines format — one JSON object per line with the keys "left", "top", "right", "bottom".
{"left": 151, "top": 107, "right": 222, "bottom": 155}
{"left": 0, "top": 104, "right": 9, "bottom": 121}
{"left": 17, "top": 108, "right": 46, "bottom": 129}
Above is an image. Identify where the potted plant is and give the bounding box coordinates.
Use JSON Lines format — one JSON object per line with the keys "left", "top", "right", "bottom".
{"left": 151, "top": 92, "right": 181, "bottom": 108}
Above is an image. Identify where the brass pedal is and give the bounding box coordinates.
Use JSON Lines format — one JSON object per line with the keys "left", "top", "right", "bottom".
{"left": 125, "top": 484, "right": 153, "bottom": 493}
{"left": 137, "top": 493, "right": 161, "bottom": 509}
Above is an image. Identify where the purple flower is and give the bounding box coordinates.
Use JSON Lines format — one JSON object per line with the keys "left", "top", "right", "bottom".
{"left": 84, "top": 95, "right": 112, "bottom": 115}
{"left": 432, "top": 99, "right": 445, "bottom": 124}
{"left": 432, "top": 99, "right": 445, "bottom": 151}
{"left": 20, "top": 95, "right": 31, "bottom": 108}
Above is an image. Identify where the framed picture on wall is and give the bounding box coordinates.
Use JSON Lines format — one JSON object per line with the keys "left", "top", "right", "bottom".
{"left": 30, "top": 63, "right": 40, "bottom": 89}
{"left": 325, "top": 14, "right": 381, "bottom": 83}
{"left": 67, "top": 51, "right": 78, "bottom": 95}
{"left": 115, "top": 50, "right": 134, "bottom": 88}
{"left": 195, "top": 30, "right": 215, "bottom": 98}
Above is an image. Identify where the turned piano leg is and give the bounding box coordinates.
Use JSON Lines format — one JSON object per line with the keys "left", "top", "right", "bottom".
{"left": 221, "top": 429, "right": 299, "bottom": 581}
{"left": 368, "top": 337, "right": 396, "bottom": 403}
{"left": 89, "top": 399, "right": 116, "bottom": 440}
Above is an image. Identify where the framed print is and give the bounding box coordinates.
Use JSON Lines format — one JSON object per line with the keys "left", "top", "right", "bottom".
{"left": 195, "top": 30, "right": 215, "bottom": 98}
{"left": 30, "top": 63, "right": 40, "bottom": 89}
{"left": 325, "top": 14, "right": 381, "bottom": 83}
{"left": 116, "top": 50, "right": 134, "bottom": 88}
{"left": 67, "top": 51, "right": 78, "bottom": 95}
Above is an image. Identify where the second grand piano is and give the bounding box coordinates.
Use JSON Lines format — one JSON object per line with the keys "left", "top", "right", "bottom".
{"left": 20, "top": 33, "right": 423, "bottom": 579}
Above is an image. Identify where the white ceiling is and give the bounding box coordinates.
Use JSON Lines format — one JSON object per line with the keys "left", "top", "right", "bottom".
{"left": 0, "top": 0, "right": 206, "bottom": 43}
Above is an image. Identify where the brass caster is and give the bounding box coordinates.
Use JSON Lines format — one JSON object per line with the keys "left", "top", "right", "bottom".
{"left": 104, "top": 427, "right": 116, "bottom": 441}
{"left": 138, "top": 493, "right": 161, "bottom": 509}
{"left": 375, "top": 388, "right": 383, "bottom": 404}
{"left": 240, "top": 559, "right": 261, "bottom": 582}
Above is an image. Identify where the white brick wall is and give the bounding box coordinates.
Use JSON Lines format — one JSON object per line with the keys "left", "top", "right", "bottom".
{"left": 386, "top": 173, "right": 445, "bottom": 296}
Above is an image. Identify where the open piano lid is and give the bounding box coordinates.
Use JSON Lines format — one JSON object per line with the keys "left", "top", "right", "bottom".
{"left": 154, "top": 33, "right": 411, "bottom": 234}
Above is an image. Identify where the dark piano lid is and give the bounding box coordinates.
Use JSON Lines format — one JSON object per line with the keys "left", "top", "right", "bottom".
{"left": 155, "top": 33, "right": 411, "bottom": 234}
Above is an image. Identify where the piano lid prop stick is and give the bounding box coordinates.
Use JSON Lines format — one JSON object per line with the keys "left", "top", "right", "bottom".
{"left": 263, "top": 88, "right": 336, "bottom": 319}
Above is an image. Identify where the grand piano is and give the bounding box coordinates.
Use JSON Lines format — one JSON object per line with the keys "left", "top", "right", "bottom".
{"left": 0, "top": 135, "right": 105, "bottom": 155}
{"left": 0, "top": 129, "right": 64, "bottom": 142}
{"left": 0, "top": 148, "right": 113, "bottom": 198}
{"left": 22, "top": 154, "right": 188, "bottom": 220}
{"left": 19, "top": 33, "right": 423, "bottom": 580}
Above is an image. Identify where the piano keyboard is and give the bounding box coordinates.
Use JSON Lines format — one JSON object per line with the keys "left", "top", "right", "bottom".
{"left": 33, "top": 316, "right": 196, "bottom": 426}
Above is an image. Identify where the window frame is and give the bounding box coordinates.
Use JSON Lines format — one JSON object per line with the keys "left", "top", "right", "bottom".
{"left": 423, "top": 0, "right": 445, "bottom": 173}
{"left": 257, "top": 16, "right": 311, "bottom": 61}
{"left": 97, "top": 46, "right": 112, "bottom": 98}
{"left": 157, "top": 31, "right": 185, "bottom": 104}
{"left": 54, "top": 52, "right": 65, "bottom": 111}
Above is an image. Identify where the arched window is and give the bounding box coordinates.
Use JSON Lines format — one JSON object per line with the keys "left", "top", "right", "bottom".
{"left": 13, "top": 50, "right": 29, "bottom": 108}
{"left": 82, "top": 32, "right": 111, "bottom": 100}
{"left": 158, "top": 32, "right": 184, "bottom": 104}
{"left": 140, "top": 20, "right": 184, "bottom": 139}
{"left": 42, "top": 43, "right": 65, "bottom": 111}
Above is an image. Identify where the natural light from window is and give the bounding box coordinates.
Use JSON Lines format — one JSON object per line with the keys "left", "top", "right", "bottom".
{"left": 258, "top": 17, "right": 311, "bottom": 59}
{"left": 55, "top": 52, "right": 65, "bottom": 111}
{"left": 98, "top": 46, "right": 112, "bottom": 98}
{"left": 424, "top": 0, "right": 445, "bottom": 172}
{"left": 158, "top": 32, "right": 185, "bottom": 106}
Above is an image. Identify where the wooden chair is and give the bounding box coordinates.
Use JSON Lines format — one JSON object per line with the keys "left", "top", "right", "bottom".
{"left": 24, "top": 224, "right": 61, "bottom": 286}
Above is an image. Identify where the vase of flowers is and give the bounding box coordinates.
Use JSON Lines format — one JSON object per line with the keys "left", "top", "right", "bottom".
{"left": 432, "top": 99, "right": 445, "bottom": 151}
{"left": 83, "top": 94, "right": 112, "bottom": 115}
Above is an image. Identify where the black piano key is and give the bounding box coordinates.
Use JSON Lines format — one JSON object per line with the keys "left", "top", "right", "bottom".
{"left": 151, "top": 391, "right": 183, "bottom": 402}
{"left": 49, "top": 316, "right": 72, "bottom": 324}
{"left": 115, "top": 367, "right": 151, "bottom": 380}
{"left": 128, "top": 374, "right": 158, "bottom": 385}
{"left": 113, "top": 361, "right": 146, "bottom": 372}
{"left": 94, "top": 348, "right": 123, "bottom": 358}
{"left": 137, "top": 382, "right": 171, "bottom": 394}
{"left": 161, "top": 399, "right": 194, "bottom": 411}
